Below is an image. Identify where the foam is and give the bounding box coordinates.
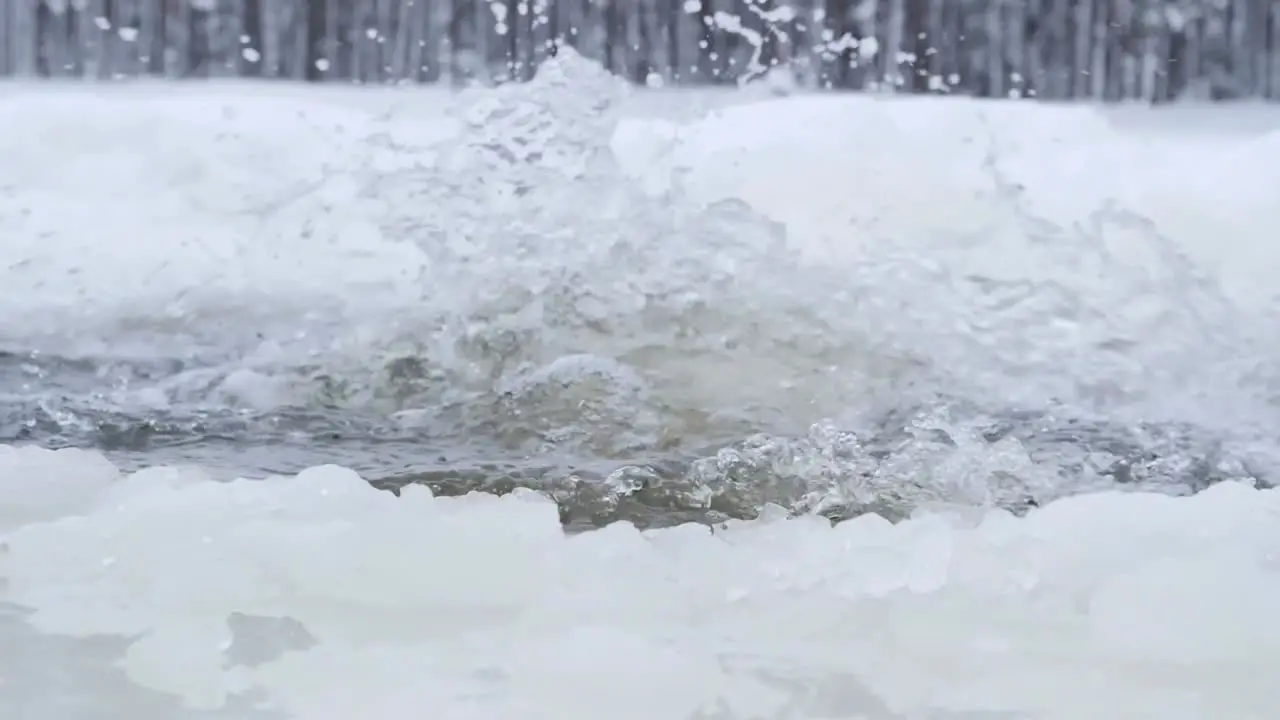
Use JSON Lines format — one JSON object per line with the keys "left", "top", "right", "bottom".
{"left": 613, "top": 94, "right": 1280, "bottom": 310}
{"left": 5, "top": 84, "right": 1279, "bottom": 356}
{"left": 0, "top": 89, "right": 459, "bottom": 354}
{"left": 3, "top": 81, "right": 1277, "bottom": 420}
{"left": 2, "top": 445, "right": 1278, "bottom": 718}
{"left": 612, "top": 93, "right": 1280, "bottom": 426}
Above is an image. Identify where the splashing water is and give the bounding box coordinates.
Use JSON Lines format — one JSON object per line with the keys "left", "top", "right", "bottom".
{"left": 3, "top": 51, "right": 1279, "bottom": 523}
{"left": 4, "top": 50, "right": 1280, "bottom": 718}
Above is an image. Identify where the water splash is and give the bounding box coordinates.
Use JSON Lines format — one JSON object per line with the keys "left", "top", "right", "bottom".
{"left": 1, "top": 51, "right": 1277, "bottom": 527}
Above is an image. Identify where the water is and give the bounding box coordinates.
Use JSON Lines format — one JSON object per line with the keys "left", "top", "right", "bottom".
{"left": 2, "top": 54, "right": 1280, "bottom": 718}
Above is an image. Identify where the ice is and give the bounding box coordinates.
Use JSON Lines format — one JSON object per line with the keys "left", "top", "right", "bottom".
{"left": 2, "top": 445, "right": 1279, "bottom": 718}
{"left": 0, "top": 445, "right": 118, "bottom": 531}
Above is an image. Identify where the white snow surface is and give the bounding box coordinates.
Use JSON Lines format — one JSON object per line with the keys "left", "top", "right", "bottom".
{"left": 3, "top": 75, "right": 1280, "bottom": 718}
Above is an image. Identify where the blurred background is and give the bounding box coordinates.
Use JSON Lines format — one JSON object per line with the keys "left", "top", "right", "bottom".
{"left": 1, "top": 0, "right": 1277, "bottom": 102}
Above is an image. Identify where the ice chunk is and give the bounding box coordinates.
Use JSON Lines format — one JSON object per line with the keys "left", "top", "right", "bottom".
{"left": 3, "top": 447, "right": 1278, "bottom": 718}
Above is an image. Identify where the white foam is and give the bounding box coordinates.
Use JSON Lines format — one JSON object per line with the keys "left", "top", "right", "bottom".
{"left": 5, "top": 83, "right": 1279, "bottom": 356}
{"left": 2, "top": 82, "right": 1278, "bottom": 422}
{"left": 1, "top": 445, "right": 1278, "bottom": 718}
{"left": 610, "top": 93, "right": 1280, "bottom": 425}
{"left": 613, "top": 94, "right": 1280, "bottom": 311}
{"left": 0, "top": 86, "right": 460, "bottom": 354}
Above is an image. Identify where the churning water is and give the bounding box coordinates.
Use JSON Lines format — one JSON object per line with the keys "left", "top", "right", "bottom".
{"left": 2, "top": 53, "right": 1280, "bottom": 718}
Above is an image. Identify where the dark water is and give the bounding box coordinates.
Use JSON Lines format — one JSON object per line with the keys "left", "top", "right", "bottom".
{"left": 2, "top": 345, "right": 1267, "bottom": 534}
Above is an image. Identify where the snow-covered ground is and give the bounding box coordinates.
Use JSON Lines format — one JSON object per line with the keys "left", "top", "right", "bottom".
{"left": 2, "top": 62, "right": 1280, "bottom": 719}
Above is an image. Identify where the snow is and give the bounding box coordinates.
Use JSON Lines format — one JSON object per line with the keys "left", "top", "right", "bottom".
{"left": 2, "top": 78, "right": 1280, "bottom": 718}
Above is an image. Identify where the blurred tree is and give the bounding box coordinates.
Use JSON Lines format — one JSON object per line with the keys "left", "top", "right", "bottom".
{"left": 2, "top": 0, "right": 1277, "bottom": 101}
